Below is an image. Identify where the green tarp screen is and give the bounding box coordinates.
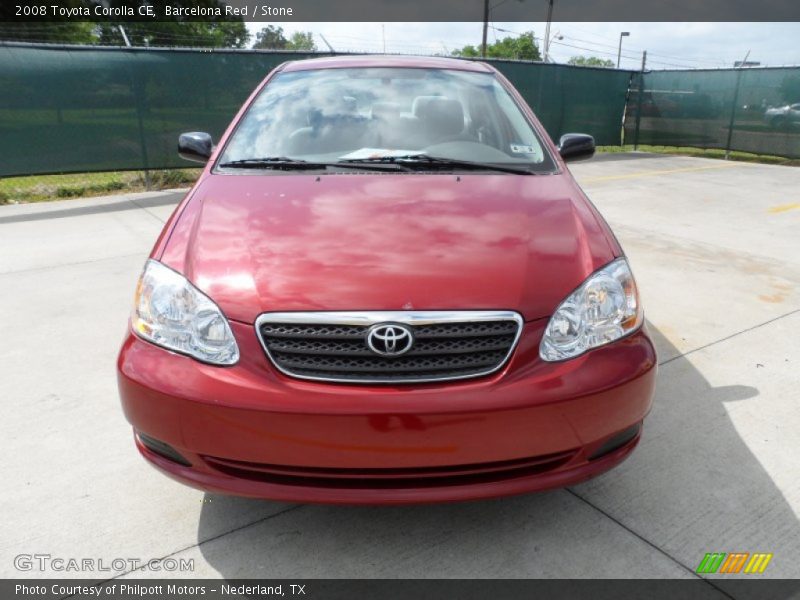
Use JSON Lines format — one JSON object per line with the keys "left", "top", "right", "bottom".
{"left": 0, "top": 45, "right": 634, "bottom": 177}
{"left": 625, "top": 67, "right": 800, "bottom": 158}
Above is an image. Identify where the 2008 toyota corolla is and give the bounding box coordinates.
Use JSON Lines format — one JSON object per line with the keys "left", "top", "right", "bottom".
{"left": 117, "top": 55, "right": 656, "bottom": 504}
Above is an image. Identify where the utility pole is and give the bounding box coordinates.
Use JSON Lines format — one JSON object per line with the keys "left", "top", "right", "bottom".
{"left": 616, "top": 31, "right": 629, "bottom": 69}
{"left": 543, "top": 0, "right": 554, "bottom": 62}
{"left": 481, "top": 0, "right": 489, "bottom": 57}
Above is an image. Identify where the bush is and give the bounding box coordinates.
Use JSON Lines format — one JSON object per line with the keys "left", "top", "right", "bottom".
{"left": 102, "top": 181, "right": 126, "bottom": 192}
{"left": 141, "top": 169, "right": 198, "bottom": 188}
{"left": 56, "top": 186, "right": 86, "bottom": 198}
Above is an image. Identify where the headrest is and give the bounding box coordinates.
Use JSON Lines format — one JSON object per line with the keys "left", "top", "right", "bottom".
{"left": 413, "top": 97, "right": 465, "bottom": 136}
{"left": 412, "top": 95, "right": 442, "bottom": 117}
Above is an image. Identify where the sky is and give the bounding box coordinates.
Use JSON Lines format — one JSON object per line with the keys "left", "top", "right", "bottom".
{"left": 244, "top": 22, "right": 800, "bottom": 70}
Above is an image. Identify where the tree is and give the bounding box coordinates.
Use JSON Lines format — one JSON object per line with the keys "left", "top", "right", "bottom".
{"left": 252, "top": 26, "right": 315, "bottom": 51}
{"left": 287, "top": 32, "right": 316, "bottom": 51}
{"left": 97, "top": 21, "right": 249, "bottom": 48}
{"left": 253, "top": 25, "right": 288, "bottom": 49}
{"left": 452, "top": 32, "right": 540, "bottom": 61}
{"left": 452, "top": 45, "right": 481, "bottom": 58}
{"left": 568, "top": 56, "right": 615, "bottom": 68}
{"left": 82, "top": 0, "right": 249, "bottom": 48}
{"left": 0, "top": 22, "right": 98, "bottom": 44}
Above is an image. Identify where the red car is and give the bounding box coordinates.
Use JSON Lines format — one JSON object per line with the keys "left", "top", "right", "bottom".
{"left": 117, "top": 55, "right": 656, "bottom": 504}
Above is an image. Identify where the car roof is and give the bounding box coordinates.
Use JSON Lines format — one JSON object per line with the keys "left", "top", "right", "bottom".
{"left": 280, "top": 54, "right": 495, "bottom": 74}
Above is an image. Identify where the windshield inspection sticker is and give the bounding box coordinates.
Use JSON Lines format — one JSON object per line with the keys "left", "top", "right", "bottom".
{"left": 510, "top": 143, "right": 536, "bottom": 154}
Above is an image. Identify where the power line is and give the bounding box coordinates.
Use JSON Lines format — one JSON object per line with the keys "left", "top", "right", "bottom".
{"left": 559, "top": 32, "right": 729, "bottom": 67}
{"left": 485, "top": 24, "right": 731, "bottom": 68}
{"left": 549, "top": 39, "right": 638, "bottom": 60}
{"left": 555, "top": 24, "right": 733, "bottom": 65}
{"left": 550, "top": 38, "right": 703, "bottom": 69}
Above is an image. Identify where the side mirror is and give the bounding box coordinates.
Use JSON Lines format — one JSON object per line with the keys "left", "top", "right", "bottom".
{"left": 558, "top": 133, "right": 595, "bottom": 162}
{"left": 178, "top": 132, "right": 214, "bottom": 163}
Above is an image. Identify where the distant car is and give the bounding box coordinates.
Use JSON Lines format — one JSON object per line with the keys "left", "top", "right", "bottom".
{"left": 117, "top": 55, "right": 656, "bottom": 504}
{"left": 765, "top": 103, "right": 800, "bottom": 129}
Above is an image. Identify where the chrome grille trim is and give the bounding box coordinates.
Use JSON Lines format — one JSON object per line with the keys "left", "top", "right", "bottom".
{"left": 254, "top": 311, "right": 524, "bottom": 384}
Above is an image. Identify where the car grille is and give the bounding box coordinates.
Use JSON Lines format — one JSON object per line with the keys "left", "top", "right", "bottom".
{"left": 256, "top": 311, "right": 524, "bottom": 384}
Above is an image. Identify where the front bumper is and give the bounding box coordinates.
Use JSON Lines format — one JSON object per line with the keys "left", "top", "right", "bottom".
{"left": 117, "top": 320, "right": 657, "bottom": 504}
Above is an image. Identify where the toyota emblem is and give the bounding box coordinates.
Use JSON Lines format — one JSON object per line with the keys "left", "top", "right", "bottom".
{"left": 366, "top": 323, "right": 414, "bottom": 357}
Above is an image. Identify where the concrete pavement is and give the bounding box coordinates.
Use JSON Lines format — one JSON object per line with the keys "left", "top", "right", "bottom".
{"left": 0, "top": 155, "right": 798, "bottom": 588}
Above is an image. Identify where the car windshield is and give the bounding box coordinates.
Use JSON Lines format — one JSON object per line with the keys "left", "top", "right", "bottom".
{"left": 217, "top": 66, "right": 556, "bottom": 172}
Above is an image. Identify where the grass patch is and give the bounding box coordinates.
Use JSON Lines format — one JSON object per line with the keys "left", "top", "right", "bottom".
{"left": 597, "top": 144, "right": 798, "bottom": 166}
{"left": 0, "top": 169, "right": 201, "bottom": 205}
{"left": 1, "top": 145, "right": 797, "bottom": 207}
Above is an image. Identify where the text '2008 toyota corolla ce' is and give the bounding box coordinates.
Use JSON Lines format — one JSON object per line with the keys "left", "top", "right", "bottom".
{"left": 117, "top": 55, "right": 656, "bottom": 504}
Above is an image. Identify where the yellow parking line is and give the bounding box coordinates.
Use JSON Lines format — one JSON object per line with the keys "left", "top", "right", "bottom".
{"left": 582, "top": 163, "right": 743, "bottom": 184}
{"left": 768, "top": 202, "right": 800, "bottom": 214}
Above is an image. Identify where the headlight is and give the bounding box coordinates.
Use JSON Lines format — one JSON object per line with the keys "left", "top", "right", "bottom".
{"left": 540, "top": 258, "right": 643, "bottom": 362}
{"left": 131, "top": 260, "right": 239, "bottom": 365}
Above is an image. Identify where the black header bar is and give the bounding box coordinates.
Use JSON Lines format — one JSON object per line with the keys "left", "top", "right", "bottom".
{"left": 2, "top": 0, "right": 800, "bottom": 22}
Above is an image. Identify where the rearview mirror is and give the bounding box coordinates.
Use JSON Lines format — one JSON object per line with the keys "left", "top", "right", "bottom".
{"left": 558, "top": 134, "right": 595, "bottom": 162}
{"left": 178, "top": 132, "right": 214, "bottom": 163}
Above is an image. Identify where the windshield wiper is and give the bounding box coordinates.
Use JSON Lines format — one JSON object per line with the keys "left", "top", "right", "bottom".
{"left": 219, "top": 157, "right": 314, "bottom": 169}
{"left": 218, "top": 157, "right": 408, "bottom": 172}
{"left": 339, "top": 154, "right": 534, "bottom": 175}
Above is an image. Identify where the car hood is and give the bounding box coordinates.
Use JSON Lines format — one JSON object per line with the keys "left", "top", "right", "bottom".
{"left": 160, "top": 172, "right": 618, "bottom": 324}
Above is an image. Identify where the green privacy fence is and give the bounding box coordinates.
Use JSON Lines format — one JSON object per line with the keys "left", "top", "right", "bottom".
{"left": 0, "top": 43, "right": 634, "bottom": 177}
{"left": 625, "top": 67, "right": 800, "bottom": 158}
{"left": 3, "top": 43, "right": 797, "bottom": 178}
{"left": 0, "top": 45, "right": 315, "bottom": 177}
{"left": 484, "top": 59, "right": 634, "bottom": 148}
